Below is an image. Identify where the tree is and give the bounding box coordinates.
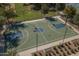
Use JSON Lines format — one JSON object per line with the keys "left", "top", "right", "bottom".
{"left": 73, "top": 14, "right": 79, "bottom": 27}
{"left": 48, "top": 3, "right": 56, "bottom": 11}
{"left": 4, "top": 9, "right": 17, "bottom": 19}
{"left": 48, "top": 3, "right": 56, "bottom": 8}
{"left": 41, "top": 3, "right": 49, "bottom": 17}
{"left": 56, "top": 3, "right": 66, "bottom": 11}
{"left": 0, "top": 3, "right": 10, "bottom": 8}
{"left": 32, "top": 3, "right": 41, "bottom": 10}
{"left": 64, "top": 5, "right": 76, "bottom": 21}
{"left": 23, "top": 3, "right": 30, "bottom": 6}
{"left": 0, "top": 3, "right": 10, "bottom": 12}
{"left": 0, "top": 3, "right": 17, "bottom": 24}
{"left": 0, "top": 16, "right": 5, "bottom": 25}
{"left": 0, "top": 4, "right": 10, "bottom": 25}
{"left": 2, "top": 9, "right": 17, "bottom": 24}
{"left": 10, "top": 4, "right": 16, "bottom": 13}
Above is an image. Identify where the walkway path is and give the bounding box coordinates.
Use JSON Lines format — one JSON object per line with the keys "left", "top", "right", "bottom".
{"left": 17, "top": 35, "right": 79, "bottom": 56}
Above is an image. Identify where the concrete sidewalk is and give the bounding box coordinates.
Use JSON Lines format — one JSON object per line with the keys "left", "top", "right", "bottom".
{"left": 17, "top": 35, "right": 79, "bottom": 56}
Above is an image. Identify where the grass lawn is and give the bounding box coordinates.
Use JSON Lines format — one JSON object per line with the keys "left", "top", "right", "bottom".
{"left": 15, "top": 4, "right": 57, "bottom": 21}
{"left": 0, "top": 7, "right": 4, "bottom": 19}
{"left": 0, "top": 4, "right": 57, "bottom": 22}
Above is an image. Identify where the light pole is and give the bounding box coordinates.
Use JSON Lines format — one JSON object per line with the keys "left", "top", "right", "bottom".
{"left": 62, "top": 15, "right": 68, "bottom": 44}
{"left": 33, "top": 25, "right": 39, "bottom": 52}
{"left": 62, "top": 4, "right": 69, "bottom": 43}
{"left": 36, "top": 31, "right": 38, "bottom": 52}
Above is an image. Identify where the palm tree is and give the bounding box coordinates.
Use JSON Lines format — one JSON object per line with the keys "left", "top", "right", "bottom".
{"left": 64, "top": 5, "right": 76, "bottom": 22}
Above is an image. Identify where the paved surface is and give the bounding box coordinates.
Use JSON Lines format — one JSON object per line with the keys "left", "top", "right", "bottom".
{"left": 16, "top": 16, "right": 79, "bottom": 56}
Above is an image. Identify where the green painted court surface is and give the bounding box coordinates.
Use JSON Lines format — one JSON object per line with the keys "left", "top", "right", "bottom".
{"left": 16, "top": 18, "right": 77, "bottom": 52}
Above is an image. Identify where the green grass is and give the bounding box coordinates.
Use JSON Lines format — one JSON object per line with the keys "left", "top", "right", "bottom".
{"left": 0, "top": 4, "right": 57, "bottom": 21}
{"left": 0, "top": 7, "right": 4, "bottom": 16}
{"left": 0, "top": 7, "right": 5, "bottom": 20}
{"left": 15, "top": 4, "right": 43, "bottom": 21}
{"left": 15, "top": 3, "right": 57, "bottom": 21}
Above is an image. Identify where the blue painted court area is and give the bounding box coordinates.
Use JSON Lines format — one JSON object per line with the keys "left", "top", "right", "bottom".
{"left": 33, "top": 27, "right": 44, "bottom": 32}
{"left": 53, "top": 23, "right": 65, "bottom": 29}
{"left": 5, "top": 31, "right": 22, "bottom": 41}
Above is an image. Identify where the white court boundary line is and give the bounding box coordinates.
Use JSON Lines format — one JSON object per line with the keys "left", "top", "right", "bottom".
{"left": 46, "top": 19, "right": 76, "bottom": 36}
{"left": 17, "top": 16, "right": 79, "bottom": 55}
{"left": 17, "top": 30, "right": 29, "bottom": 51}
{"left": 46, "top": 20, "right": 63, "bottom": 34}
{"left": 34, "top": 24, "right": 49, "bottom": 43}
{"left": 17, "top": 22, "right": 49, "bottom": 52}
{"left": 21, "top": 18, "right": 45, "bottom": 24}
